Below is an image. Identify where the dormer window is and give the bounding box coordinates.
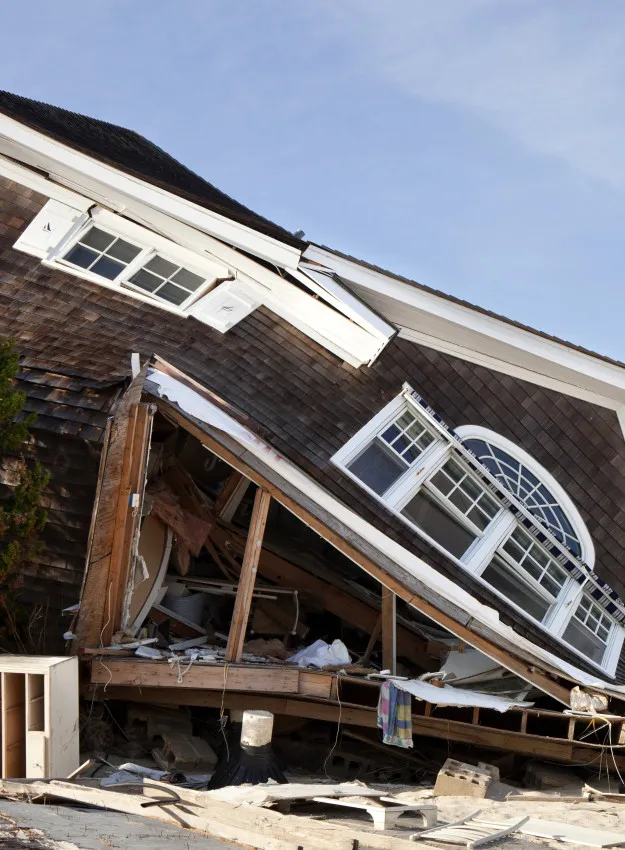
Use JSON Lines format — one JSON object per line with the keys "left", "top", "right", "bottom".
{"left": 60, "top": 224, "right": 209, "bottom": 310}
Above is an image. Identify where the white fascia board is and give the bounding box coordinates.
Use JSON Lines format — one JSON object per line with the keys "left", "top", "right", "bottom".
{"left": 0, "top": 153, "right": 93, "bottom": 211}
{"left": 295, "top": 264, "right": 397, "bottom": 341}
{"left": 305, "top": 245, "right": 625, "bottom": 409}
{"left": 0, "top": 112, "right": 301, "bottom": 270}
{"left": 147, "top": 366, "right": 625, "bottom": 699}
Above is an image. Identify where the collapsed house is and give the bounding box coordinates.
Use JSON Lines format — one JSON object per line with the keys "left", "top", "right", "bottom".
{"left": 1, "top": 90, "right": 625, "bottom": 777}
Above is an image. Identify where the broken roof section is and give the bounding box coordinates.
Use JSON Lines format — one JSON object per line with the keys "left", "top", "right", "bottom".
{"left": 143, "top": 357, "right": 625, "bottom": 707}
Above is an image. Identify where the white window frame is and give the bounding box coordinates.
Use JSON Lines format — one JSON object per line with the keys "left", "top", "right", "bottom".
{"left": 455, "top": 425, "right": 594, "bottom": 567}
{"left": 332, "top": 393, "right": 625, "bottom": 676}
{"left": 20, "top": 205, "right": 229, "bottom": 316}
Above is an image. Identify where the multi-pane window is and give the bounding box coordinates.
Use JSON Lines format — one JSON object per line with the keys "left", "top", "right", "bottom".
{"left": 428, "top": 459, "right": 500, "bottom": 531}
{"left": 562, "top": 596, "right": 613, "bottom": 664}
{"left": 481, "top": 527, "right": 568, "bottom": 623}
{"left": 62, "top": 225, "right": 207, "bottom": 309}
{"left": 64, "top": 227, "right": 142, "bottom": 280}
{"left": 402, "top": 458, "right": 500, "bottom": 559}
{"left": 347, "top": 408, "right": 436, "bottom": 495}
{"left": 334, "top": 397, "right": 623, "bottom": 673}
{"left": 128, "top": 257, "right": 204, "bottom": 306}
{"left": 501, "top": 527, "right": 568, "bottom": 599}
{"left": 464, "top": 438, "right": 582, "bottom": 557}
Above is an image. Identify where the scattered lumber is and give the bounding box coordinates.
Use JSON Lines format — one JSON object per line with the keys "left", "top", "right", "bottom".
{"left": 0, "top": 778, "right": 438, "bottom": 850}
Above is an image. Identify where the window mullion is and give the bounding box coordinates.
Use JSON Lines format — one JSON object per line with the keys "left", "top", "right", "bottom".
{"left": 549, "top": 580, "right": 583, "bottom": 635}
{"left": 119, "top": 247, "right": 155, "bottom": 286}
{"left": 463, "top": 511, "right": 515, "bottom": 575}
{"left": 385, "top": 441, "right": 449, "bottom": 507}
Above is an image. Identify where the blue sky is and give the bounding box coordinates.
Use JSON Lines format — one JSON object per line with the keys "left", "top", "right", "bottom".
{"left": 2, "top": 1, "right": 625, "bottom": 358}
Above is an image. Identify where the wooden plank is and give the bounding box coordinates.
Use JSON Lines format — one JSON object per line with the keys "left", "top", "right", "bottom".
{"left": 0, "top": 777, "right": 424, "bottom": 850}
{"left": 299, "top": 671, "right": 333, "bottom": 699}
{"left": 214, "top": 469, "right": 249, "bottom": 521}
{"left": 90, "top": 659, "right": 300, "bottom": 693}
{"left": 381, "top": 588, "right": 396, "bottom": 674}
{"left": 226, "top": 488, "right": 271, "bottom": 662}
{"left": 163, "top": 405, "right": 573, "bottom": 705}
{"left": 2, "top": 673, "right": 25, "bottom": 779}
{"left": 211, "top": 525, "right": 435, "bottom": 667}
{"left": 76, "top": 367, "right": 151, "bottom": 649}
{"left": 46, "top": 658, "right": 79, "bottom": 779}
{"left": 90, "top": 684, "right": 625, "bottom": 769}
{"left": 362, "top": 615, "right": 382, "bottom": 665}
{"left": 25, "top": 731, "right": 46, "bottom": 777}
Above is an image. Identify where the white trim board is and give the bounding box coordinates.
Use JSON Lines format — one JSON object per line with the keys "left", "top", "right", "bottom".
{"left": 304, "top": 245, "right": 625, "bottom": 415}
{"left": 0, "top": 112, "right": 301, "bottom": 271}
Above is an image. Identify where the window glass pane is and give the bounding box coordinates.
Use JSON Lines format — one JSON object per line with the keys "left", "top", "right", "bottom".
{"left": 430, "top": 469, "right": 453, "bottom": 496}
{"left": 107, "top": 238, "right": 142, "bottom": 263}
{"left": 145, "top": 256, "right": 179, "bottom": 278}
{"left": 482, "top": 555, "right": 550, "bottom": 621}
{"left": 158, "top": 282, "right": 189, "bottom": 305}
{"left": 91, "top": 256, "right": 124, "bottom": 280}
{"left": 130, "top": 269, "right": 161, "bottom": 293}
{"left": 449, "top": 488, "right": 472, "bottom": 514}
{"left": 402, "top": 490, "right": 476, "bottom": 558}
{"left": 348, "top": 441, "right": 406, "bottom": 495}
{"left": 562, "top": 618, "right": 606, "bottom": 664}
{"left": 80, "top": 227, "right": 115, "bottom": 252}
{"left": 172, "top": 268, "right": 204, "bottom": 291}
{"left": 468, "top": 506, "right": 491, "bottom": 531}
{"left": 64, "top": 244, "right": 98, "bottom": 270}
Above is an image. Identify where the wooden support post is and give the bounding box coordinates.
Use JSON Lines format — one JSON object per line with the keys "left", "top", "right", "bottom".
{"left": 472, "top": 707, "right": 480, "bottom": 725}
{"left": 381, "top": 587, "right": 396, "bottom": 675}
{"left": 520, "top": 712, "right": 528, "bottom": 734}
{"left": 226, "top": 489, "right": 271, "bottom": 662}
{"left": 215, "top": 470, "right": 250, "bottom": 523}
{"left": 362, "top": 615, "right": 382, "bottom": 665}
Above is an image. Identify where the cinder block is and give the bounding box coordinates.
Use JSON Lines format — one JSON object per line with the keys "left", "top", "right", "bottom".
{"left": 434, "top": 759, "right": 493, "bottom": 798}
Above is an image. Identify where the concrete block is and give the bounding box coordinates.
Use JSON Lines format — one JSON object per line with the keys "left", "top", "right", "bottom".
{"left": 434, "top": 759, "right": 493, "bottom": 798}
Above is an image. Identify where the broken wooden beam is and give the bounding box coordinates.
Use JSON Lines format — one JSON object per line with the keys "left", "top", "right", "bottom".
{"left": 226, "top": 488, "right": 272, "bottom": 662}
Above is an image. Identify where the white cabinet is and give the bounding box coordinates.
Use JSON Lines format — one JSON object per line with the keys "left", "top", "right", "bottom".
{"left": 0, "top": 656, "right": 78, "bottom": 778}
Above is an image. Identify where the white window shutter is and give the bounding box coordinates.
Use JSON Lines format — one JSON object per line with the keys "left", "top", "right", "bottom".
{"left": 188, "top": 280, "right": 261, "bottom": 332}
{"left": 13, "top": 199, "right": 86, "bottom": 259}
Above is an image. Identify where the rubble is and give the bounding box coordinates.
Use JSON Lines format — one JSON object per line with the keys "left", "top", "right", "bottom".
{"left": 433, "top": 760, "right": 493, "bottom": 799}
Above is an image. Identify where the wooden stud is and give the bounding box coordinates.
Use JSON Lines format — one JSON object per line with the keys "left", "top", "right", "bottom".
{"left": 520, "top": 712, "right": 528, "bottom": 734}
{"left": 225, "top": 489, "right": 271, "bottom": 662}
{"left": 472, "top": 706, "right": 480, "bottom": 725}
{"left": 211, "top": 525, "right": 435, "bottom": 667}
{"left": 567, "top": 717, "right": 577, "bottom": 741}
{"left": 215, "top": 470, "right": 250, "bottom": 522}
{"left": 381, "top": 587, "right": 396, "bottom": 675}
{"left": 362, "top": 615, "right": 382, "bottom": 665}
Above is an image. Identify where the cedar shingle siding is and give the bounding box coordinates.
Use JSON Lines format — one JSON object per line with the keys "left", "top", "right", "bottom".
{"left": 2, "top": 177, "right": 625, "bottom": 677}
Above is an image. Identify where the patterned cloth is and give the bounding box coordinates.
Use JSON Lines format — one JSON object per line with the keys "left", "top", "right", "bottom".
{"left": 377, "top": 681, "right": 413, "bottom": 748}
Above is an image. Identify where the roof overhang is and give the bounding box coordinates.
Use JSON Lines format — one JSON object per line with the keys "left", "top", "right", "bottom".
{"left": 304, "top": 245, "right": 625, "bottom": 418}
{"left": 145, "top": 357, "right": 625, "bottom": 707}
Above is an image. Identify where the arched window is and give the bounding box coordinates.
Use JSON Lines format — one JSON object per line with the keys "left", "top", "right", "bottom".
{"left": 455, "top": 425, "right": 594, "bottom": 567}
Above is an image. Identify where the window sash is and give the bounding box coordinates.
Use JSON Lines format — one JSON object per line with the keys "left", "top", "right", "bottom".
{"left": 58, "top": 222, "right": 211, "bottom": 312}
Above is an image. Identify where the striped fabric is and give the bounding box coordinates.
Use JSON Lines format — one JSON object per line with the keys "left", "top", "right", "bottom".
{"left": 377, "top": 681, "right": 413, "bottom": 748}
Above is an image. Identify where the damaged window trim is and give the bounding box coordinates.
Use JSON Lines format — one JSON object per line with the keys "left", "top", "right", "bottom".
{"left": 332, "top": 392, "right": 625, "bottom": 677}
